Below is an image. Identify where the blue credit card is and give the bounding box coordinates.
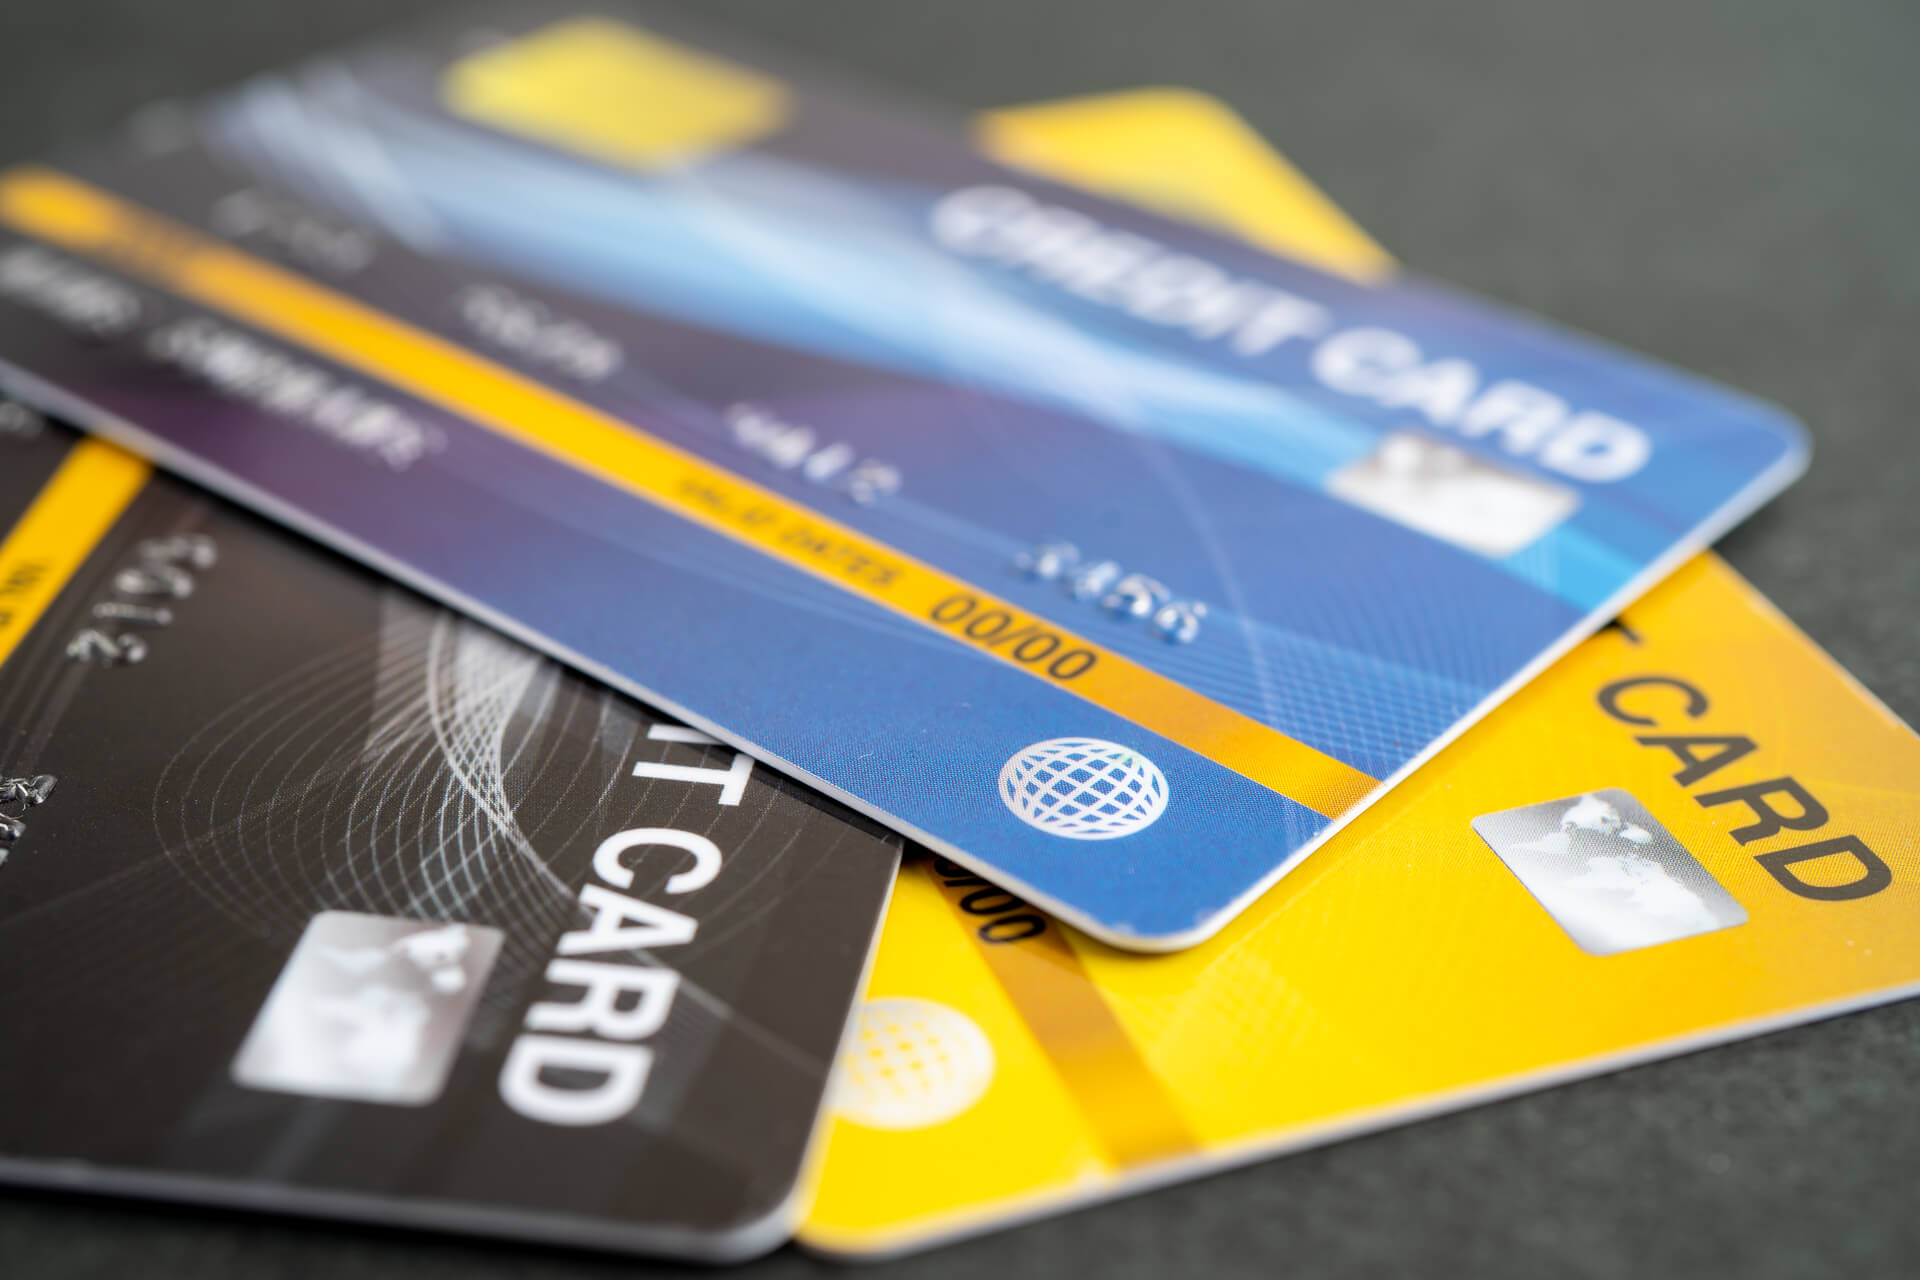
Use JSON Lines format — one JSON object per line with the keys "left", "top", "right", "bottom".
{"left": 0, "top": 6, "right": 1806, "bottom": 947}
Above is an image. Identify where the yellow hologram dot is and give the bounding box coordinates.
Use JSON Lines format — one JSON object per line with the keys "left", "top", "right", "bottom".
{"left": 832, "top": 997, "right": 996, "bottom": 1131}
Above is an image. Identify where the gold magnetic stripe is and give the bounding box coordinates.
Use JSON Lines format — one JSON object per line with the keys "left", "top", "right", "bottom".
{"left": 927, "top": 863, "right": 1199, "bottom": 1168}
{"left": 0, "top": 166, "right": 1379, "bottom": 818}
{"left": 0, "top": 437, "right": 151, "bottom": 670}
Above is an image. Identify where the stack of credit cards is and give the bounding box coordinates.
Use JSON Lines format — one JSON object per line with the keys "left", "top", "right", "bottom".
{"left": 0, "top": 3, "right": 1911, "bottom": 1263}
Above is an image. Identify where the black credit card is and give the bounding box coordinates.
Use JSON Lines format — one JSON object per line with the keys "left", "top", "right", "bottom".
{"left": 0, "top": 409, "right": 899, "bottom": 1262}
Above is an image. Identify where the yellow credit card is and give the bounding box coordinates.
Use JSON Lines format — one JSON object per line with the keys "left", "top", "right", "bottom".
{"left": 799, "top": 90, "right": 1920, "bottom": 1257}
{"left": 976, "top": 89, "right": 1391, "bottom": 280}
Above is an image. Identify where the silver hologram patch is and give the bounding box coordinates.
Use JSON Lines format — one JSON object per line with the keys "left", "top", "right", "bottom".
{"left": 1328, "top": 430, "right": 1579, "bottom": 557}
{"left": 233, "top": 911, "right": 503, "bottom": 1105}
{"left": 1471, "top": 789, "right": 1746, "bottom": 956}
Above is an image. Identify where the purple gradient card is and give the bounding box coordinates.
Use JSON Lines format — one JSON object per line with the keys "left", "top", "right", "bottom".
{"left": 0, "top": 6, "right": 1805, "bottom": 946}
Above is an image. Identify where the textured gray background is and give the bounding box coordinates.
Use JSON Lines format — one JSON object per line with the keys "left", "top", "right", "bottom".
{"left": 3, "top": 1, "right": 1917, "bottom": 1275}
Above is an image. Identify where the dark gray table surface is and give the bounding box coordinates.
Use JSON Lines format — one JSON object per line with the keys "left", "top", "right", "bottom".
{"left": 3, "top": 1, "right": 1917, "bottom": 1275}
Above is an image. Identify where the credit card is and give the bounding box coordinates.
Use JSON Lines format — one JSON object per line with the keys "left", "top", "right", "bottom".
{"left": 0, "top": 414, "right": 899, "bottom": 1262}
{"left": 976, "top": 88, "right": 1394, "bottom": 281}
{"left": 797, "top": 90, "right": 1919, "bottom": 1256}
{"left": 0, "top": 6, "right": 1807, "bottom": 947}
